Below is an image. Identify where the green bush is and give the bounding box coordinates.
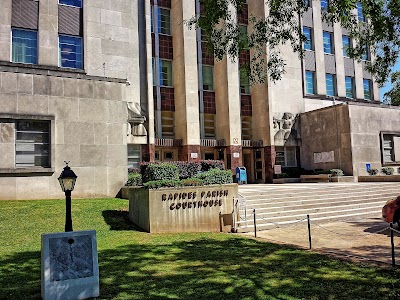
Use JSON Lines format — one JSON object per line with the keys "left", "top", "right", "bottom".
{"left": 142, "top": 163, "right": 179, "bottom": 183}
{"left": 144, "top": 179, "right": 182, "bottom": 189}
{"left": 175, "top": 161, "right": 202, "bottom": 179}
{"left": 126, "top": 173, "right": 142, "bottom": 186}
{"left": 330, "top": 169, "right": 344, "bottom": 176}
{"left": 195, "top": 169, "right": 233, "bottom": 185}
{"left": 368, "top": 168, "right": 379, "bottom": 175}
{"left": 181, "top": 178, "right": 204, "bottom": 186}
{"left": 315, "top": 169, "right": 331, "bottom": 175}
{"left": 200, "top": 160, "right": 225, "bottom": 172}
{"left": 381, "top": 167, "right": 394, "bottom": 175}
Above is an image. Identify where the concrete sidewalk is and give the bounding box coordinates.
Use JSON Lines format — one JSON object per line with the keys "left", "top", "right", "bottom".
{"left": 242, "top": 216, "right": 400, "bottom": 266}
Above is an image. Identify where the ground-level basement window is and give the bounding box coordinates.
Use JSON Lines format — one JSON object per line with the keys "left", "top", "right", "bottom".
{"left": 275, "top": 146, "right": 297, "bottom": 167}
{"left": 381, "top": 133, "right": 400, "bottom": 165}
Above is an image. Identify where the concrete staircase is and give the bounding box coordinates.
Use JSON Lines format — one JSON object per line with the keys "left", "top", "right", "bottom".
{"left": 235, "top": 182, "right": 400, "bottom": 233}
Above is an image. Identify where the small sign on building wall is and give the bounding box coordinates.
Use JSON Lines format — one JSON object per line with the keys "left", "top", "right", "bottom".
{"left": 313, "top": 151, "right": 335, "bottom": 163}
{"left": 233, "top": 152, "right": 240, "bottom": 158}
{"left": 274, "top": 165, "right": 282, "bottom": 174}
{"left": 191, "top": 153, "right": 198, "bottom": 159}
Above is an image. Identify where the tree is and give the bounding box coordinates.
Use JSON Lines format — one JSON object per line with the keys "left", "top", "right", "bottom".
{"left": 187, "top": 0, "right": 400, "bottom": 86}
{"left": 383, "top": 71, "right": 400, "bottom": 105}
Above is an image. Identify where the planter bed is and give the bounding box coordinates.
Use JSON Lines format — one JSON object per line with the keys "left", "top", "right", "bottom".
{"left": 358, "top": 175, "right": 400, "bottom": 182}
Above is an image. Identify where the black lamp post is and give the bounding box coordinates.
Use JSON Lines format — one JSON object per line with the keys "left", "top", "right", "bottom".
{"left": 58, "top": 161, "right": 78, "bottom": 232}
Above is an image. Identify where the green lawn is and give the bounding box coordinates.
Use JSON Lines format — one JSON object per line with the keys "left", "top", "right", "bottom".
{"left": 0, "top": 198, "right": 399, "bottom": 300}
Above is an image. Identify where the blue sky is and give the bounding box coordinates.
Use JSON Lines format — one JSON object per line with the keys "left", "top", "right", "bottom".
{"left": 380, "top": 59, "right": 400, "bottom": 100}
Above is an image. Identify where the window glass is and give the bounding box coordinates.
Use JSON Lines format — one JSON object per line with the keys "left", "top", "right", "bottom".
{"left": 161, "top": 111, "right": 174, "bottom": 138}
{"left": 305, "top": 71, "right": 315, "bottom": 95}
{"left": 323, "top": 31, "right": 334, "bottom": 54}
{"left": 12, "top": 29, "right": 37, "bottom": 64}
{"left": 345, "top": 76, "right": 355, "bottom": 98}
{"left": 241, "top": 116, "right": 252, "bottom": 140}
{"left": 127, "top": 145, "right": 141, "bottom": 169}
{"left": 204, "top": 113, "right": 216, "bottom": 139}
{"left": 159, "top": 59, "right": 173, "bottom": 87}
{"left": 363, "top": 79, "right": 372, "bottom": 100}
{"left": 303, "top": 27, "right": 313, "bottom": 50}
{"left": 202, "top": 65, "right": 214, "bottom": 91}
{"left": 342, "top": 35, "right": 350, "bottom": 57}
{"left": 275, "top": 146, "right": 297, "bottom": 167}
{"left": 239, "top": 25, "right": 249, "bottom": 49}
{"left": 59, "top": 35, "right": 82, "bottom": 69}
{"left": 240, "top": 70, "right": 250, "bottom": 94}
{"left": 362, "top": 46, "right": 370, "bottom": 61}
{"left": 15, "top": 120, "right": 50, "bottom": 167}
{"left": 357, "top": 3, "right": 365, "bottom": 21}
{"left": 320, "top": 0, "right": 328, "bottom": 10}
{"left": 59, "top": 0, "right": 82, "bottom": 7}
{"left": 383, "top": 135, "right": 393, "bottom": 163}
{"left": 325, "top": 74, "right": 336, "bottom": 96}
{"left": 158, "top": 8, "right": 171, "bottom": 35}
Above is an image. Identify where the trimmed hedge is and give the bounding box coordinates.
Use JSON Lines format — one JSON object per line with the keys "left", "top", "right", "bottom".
{"left": 126, "top": 173, "right": 142, "bottom": 186}
{"left": 143, "top": 163, "right": 179, "bottom": 183}
{"left": 181, "top": 178, "right": 204, "bottom": 187}
{"left": 200, "top": 160, "right": 225, "bottom": 171}
{"left": 195, "top": 169, "right": 233, "bottom": 185}
{"left": 143, "top": 180, "right": 182, "bottom": 189}
{"left": 382, "top": 167, "right": 394, "bottom": 175}
{"left": 329, "top": 169, "right": 344, "bottom": 176}
{"left": 368, "top": 168, "right": 379, "bottom": 175}
{"left": 175, "top": 161, "right": 202, "bottom": 179}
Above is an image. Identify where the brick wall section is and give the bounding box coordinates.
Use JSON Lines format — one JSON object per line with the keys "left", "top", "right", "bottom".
{"left": 203, "top": 91, "right": 216, "bottom": 114}
{"left": 241, "top": 94, "right": 252, "bottom": 116}
{"left": 237, "top": 4, "right": 248, "bottom": 25}
{"left": 239, "top": 49, "right": 250, "bottom": 65}
{"left": 160, "top": 87, "right": 175, "bottom": 111}
{"left": 264, "top": 146, "right": 276, "bottom": 183}
{"left": 202, "top": 42, "right": 214, "bottom": 65}
{"left": 159, "top": 35, "right": 173, "bottom": 59}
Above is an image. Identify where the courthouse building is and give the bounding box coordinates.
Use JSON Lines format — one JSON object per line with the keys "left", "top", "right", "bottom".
{"left": 0, "top": 0, "right": 398, "bottom": 200}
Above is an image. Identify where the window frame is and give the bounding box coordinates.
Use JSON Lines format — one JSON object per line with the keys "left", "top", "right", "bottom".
{"left": 127, "top": 144, "right": 141, "bottom": 169}
{"left": 157, "top": 7, "right": 172, "bottom": 36}
{"left": 202, "top": 65, "right": 214, "bottom": 91}
{"left": 275, "top": 146, "right": 298, "bottom": 167}
{"left": 363, "top": 78, "right": 373, "bottom": 101}
{"left": 159, "top": 59, "right": 173, "bottom": 87}
{"left": 58, "top": 0, "right": 82, "bottom": 8}
{"left": 342, "top": 35, "right": 351, "bottom": 57}
{"left": 11, "top": 28, "right": 38, "bottom": 65}
{"left": 345, "top": 76, "right": 355, "bottom": 99}
{"left": 323, "top": 31, "right": 334, "bottom": 54}
{"left": 305, "top": 71, "right": 316, "bottom": 95}
{"left": 58, "top": 34, "right": 83, "bottom": 69}
{"left": 320, "top": 0, "right": 329, "bottom": 10}
{"left": 357, "top": 2, "right": 365, "bottom": 22}
{"left": 303, "top": 27, "right": 313, "bottom": 51}
{"left": 325, "top": 73, "right": 337, "bottom": 96}
{"left": 380, "top": 132, "right": 400, "bottom": 165}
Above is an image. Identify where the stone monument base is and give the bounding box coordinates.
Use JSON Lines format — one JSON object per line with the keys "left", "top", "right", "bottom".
{"left": 41, "top": 230, "right": 99, "bottom": 300}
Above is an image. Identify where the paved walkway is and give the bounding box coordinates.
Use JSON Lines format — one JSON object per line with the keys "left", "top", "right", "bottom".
{"left": 243, "top": 216, "right": 400, "bottom": 266}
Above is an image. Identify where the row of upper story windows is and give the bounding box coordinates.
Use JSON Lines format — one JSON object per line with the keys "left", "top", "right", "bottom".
{"left": 317, "top": 0, "right": 365, "bottom": 21}
{"left": 305, "top": 71, "right": 373, "bottom": 100}
{"left": 11, "top": 28, "right": 82, "bottom": 69}
{"left": 303, "top": 27, "right": 370, "bottom": 60}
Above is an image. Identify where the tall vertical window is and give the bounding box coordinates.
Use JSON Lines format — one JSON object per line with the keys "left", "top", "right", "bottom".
{"left": 362, "top": 46, "right": 370, "bottom": 61}
{"left": 303, "top": 27, "right": 313, "bottom": 50}
{"left": 158, "top": 8, "right": 171, "bottom": 35}
{"left": 325, "top": 74, "right": 336, "bottom": 96}
{"left": 345, "top": 76, "right": 355, "bottom": 98}
{"left": 382, "top": 135, "right": 394, "bottom": 163}
{"left": 239, "top": 25, "right": 249, "bottom": 49}
{"left": 127, "top": 145, "right": 141, "bottom": 169}
{"left": 59, "top": 35, "right": 82, "bottom": 69}
{"left": 159, "top": 59, "right": 173, "bottom": 87}
{"left": 240, "top": 70, "right": 250, "bottom": 94}
{"left": 320, "top": 0, "right": 328, "bottom": 10}
{"left": 305, "top": 71, "right": 316, "bottom": 95}
{"left": 275, "top": 147, "right": 297, "bottom": 167}
{"left": 15, "top": 120, "right": 50, "bottom": 167}
{"left": 202, "top": 65, "right": 214, "bottom": 91}
{"left": 59, "top": 0, "right": 82, "bottom": 7}
{"left": 363, "top": 79, "right": 372, "bottom": 100}
{"left": 357, "top": 3, "right": 365, "bottom": 21}
{"left": 342, "top": 35, "right": 351, "bottom": 57}
{"left": 323, "top": 31, "right": 334, "bottom": 54}
{"left": 12, "top": 29, "right": 38, "bottom": 64}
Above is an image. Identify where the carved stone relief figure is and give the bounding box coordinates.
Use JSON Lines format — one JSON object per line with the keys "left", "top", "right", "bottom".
{"left": 127, "top": 102, "right": 147, "bottom": 137}
{"left": 273, "top": 112, "right": 299, "bottom": 146}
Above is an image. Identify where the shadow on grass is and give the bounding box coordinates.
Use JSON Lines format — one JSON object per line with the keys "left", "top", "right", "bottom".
{"left": 2, "top": 238, "right": 400, "bottom": 300}
{"left": 102, "top": 210, "right": 146, "bottom": 232}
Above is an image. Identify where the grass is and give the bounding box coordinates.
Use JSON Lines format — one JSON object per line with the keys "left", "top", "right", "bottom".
{"left": 0, "top": 198, "right": 399, "bottom": 300}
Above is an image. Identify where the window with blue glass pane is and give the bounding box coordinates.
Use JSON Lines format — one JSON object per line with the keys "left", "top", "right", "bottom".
{"left": 303, "top": 27, "right": 312, "bottom": 50}
{"left": 305, "top": 71, "right": 315, "bottom": 95}
{"left": 325, "top": 74, "right": 336, "bottom": 96}
{"left": 59, "top": 0, "right": 82, "bottom": 7}
{"left": 12, "top": 29, "right": 38, "bottom": 64}
{"left": 59, "top": 35, "right": 82, "bottom": 69}
{"left": 320, "top": 0, "right": 328, "bottom": 10}
{"left": 345, "top": 76, "right": 354, "bottom": 98}
{"left": 363, "top": 79, "right": 372, "bottom": 100}
{"left": 362, "top": 46, "right": 370, "bottom": 61}
{"left": 323, "top": 31, "right": 333, "bottom": 54}
{"left": 342, "top": 35, "right": 350, "bottom": 57}
{"left": 159, "top": 59, "right": 173, "bottom": 86}
{"left": 357, "top": 3, "right": 365, "bottom": 21}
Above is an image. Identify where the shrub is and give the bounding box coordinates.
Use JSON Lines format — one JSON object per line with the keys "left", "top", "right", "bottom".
{"left": 181, "top": 178, "right": 204, "bottom": 186}
{"left": 195, "top": 169, "right": 233, "bottom": 185}
{"left": 200, "top": 160, "right": 225, "bottom": 172}
{"left": 144, "top": 179, "right": 182, "bottom": 189}
{"left": 315, "top": 169, "right": 331, "bottom": 175}
{"left": 126, "top": 173, "right": 142, "bottom": 186}
{"left": 142, "top": 163, "right": 179, "bottom": 183}
{"left": 381, "top": 167, "right": 394, "bottom": 175}
{"left": 175, "top": 161, "right": 202, "bottom": 179}
{"left": 368, "top": 168, "right": 379, "bottom": 175}
{"left": 330, "top": 169, "right": 344, "bottom": 176}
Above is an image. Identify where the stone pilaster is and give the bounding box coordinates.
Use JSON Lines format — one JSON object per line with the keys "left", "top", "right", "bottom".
{"left": 0, "top": 0, "right": 12, "bottom": 62}
{"left": 142, "top": 144, "right": 155, "bottom": 162}
{"left": 38, "top": 0, "right": 59, "bottom": 66}
{"left": 226, "top": 145, "right": 243, "bottom": 174}
{"left": 264, "top": 146, "right": 276, "bottom": 183}
{"left": 178, "top": 145, "right": 201, "bottom": 162}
